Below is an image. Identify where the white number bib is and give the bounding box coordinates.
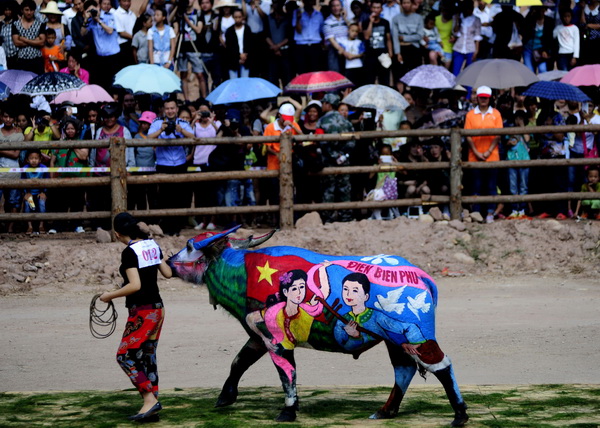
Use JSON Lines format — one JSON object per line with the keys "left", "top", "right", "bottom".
{"left": 130, "top": 240, "right": 162, "bottom": 269}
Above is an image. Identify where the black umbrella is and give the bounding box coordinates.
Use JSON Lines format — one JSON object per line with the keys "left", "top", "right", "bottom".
{"left": 19, "top": 72, "right": 86, "bottom": 96}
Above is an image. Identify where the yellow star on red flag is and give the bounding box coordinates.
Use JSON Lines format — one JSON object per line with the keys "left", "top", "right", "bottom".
{"left": 257, "top": 261, "right": 278, "bottom": 286}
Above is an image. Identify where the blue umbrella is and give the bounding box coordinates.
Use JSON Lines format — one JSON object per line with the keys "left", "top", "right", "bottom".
{"left": 522, "top": 80, "right": 591, "bottom": 102}
{"left": 114, "top": 63, "right": 181, "bottom": 95}
{"left": 0, "top": 82, "right": 10, "bottom": 100}
{"left": 206, "top": 77, "right": 281, "bottom": 105}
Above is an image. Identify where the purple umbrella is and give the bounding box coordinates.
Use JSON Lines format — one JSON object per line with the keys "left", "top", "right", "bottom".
{"left": 400, "top": 65, "right": 456, "bottom": 89}
{"left": 0, "top": 70, "right": 37, "bottom": 93}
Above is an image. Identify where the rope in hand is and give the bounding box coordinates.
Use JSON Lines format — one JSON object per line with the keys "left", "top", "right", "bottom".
{"left": 89, "top": 293, "right": 118, "bottom": 339}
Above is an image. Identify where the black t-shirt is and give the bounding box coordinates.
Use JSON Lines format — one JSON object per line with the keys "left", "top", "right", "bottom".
{"left": 120, "top": 239, "right": 163, "bottom": 308}
{"left": 361, "top": 17, "right": 390, "bottom": 54}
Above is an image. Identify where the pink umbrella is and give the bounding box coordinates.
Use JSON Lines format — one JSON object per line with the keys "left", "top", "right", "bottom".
{"left": 284, "top": 71, "right": 353, "bottom": 93}
{"left": 560, "top": 65, "right": 600, "bottom": 86}
{"left": 51, "top": 84, "right": 113, "bottom": 104}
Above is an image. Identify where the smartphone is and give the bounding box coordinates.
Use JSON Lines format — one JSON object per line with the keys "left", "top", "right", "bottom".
{"left": 71, "top": 106, "right": 78, "bottom": 114}
{"left": 363, "top": 112, "right": 372, "bottom": 118}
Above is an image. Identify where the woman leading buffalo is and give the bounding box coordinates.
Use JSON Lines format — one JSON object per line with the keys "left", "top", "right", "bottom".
{"left": 100, "top": 212, "right": 172, "bottom": 422}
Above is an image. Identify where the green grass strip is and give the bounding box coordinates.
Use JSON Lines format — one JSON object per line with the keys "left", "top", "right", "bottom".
{"left": 0, "top": 385, "right": 599, "bottom": 427}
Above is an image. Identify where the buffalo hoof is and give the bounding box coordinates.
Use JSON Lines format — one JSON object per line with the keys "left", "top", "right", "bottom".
{"left": 450, "top": 412, "right": 469, "bottom": 427}
{"left": 215, "top": 386, "right": 238, "bottom": 408}
{"left": 275, "top": 406, "right": 297, "bottom": 422}
{"left": 369, "top": 409, "right": 395, "bottom": 420}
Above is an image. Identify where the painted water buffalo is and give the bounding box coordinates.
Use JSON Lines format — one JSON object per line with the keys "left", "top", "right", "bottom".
{"left": 168, "top": 226, "right": 469, "bottom": 426}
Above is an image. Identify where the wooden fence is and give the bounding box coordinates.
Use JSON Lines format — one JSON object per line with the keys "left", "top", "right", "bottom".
{"left": 1, "top": 124, "right": 600, "bottom": 231}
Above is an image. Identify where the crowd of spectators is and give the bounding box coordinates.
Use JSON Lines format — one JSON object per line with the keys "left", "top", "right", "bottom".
{"left": 1, "top": 0, "right": 600, "bottom": 233}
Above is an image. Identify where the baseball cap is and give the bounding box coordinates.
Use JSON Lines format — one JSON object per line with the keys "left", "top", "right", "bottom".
{"left": 226, "top": 108, "right": 241, "bottom": 123}
{"left": 139, "top": 111, "right": 157, "bottom": 124}
{"left": 476, "top": 86, "right": 492, "bottom": 98}
{"left": 279, "top": 103, "right": 295, "bottom": 122}
{"left": 322, "top": 93, "right": 341, "bottom": 107}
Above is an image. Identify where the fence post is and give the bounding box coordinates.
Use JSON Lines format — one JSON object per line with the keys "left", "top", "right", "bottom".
{"left": 449, "top": 128, "right": 463, "bottom": 220}
{"left": 110, "top": 137, "right": 128, "bottom": 240}
{"left": 279, "top": 132, "right": 294, "bottom": 230}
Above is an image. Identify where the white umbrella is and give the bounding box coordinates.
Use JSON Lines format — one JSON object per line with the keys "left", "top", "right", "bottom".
{"left": 342, "top": 85, "right": 410, "bottom": 111}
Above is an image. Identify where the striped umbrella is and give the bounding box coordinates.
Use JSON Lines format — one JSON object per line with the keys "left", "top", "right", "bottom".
{"left": 522, "top": 81, "right": 591, "bottom": 102}
{"left": 285, "top": 71, "right": 353, "bottom": 93}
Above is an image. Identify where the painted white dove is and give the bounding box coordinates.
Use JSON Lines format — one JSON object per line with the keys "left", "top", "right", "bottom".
{"left": 374, "top": 286, "right": 406, "bottom": 315}
{"left": 407, "top": 291, "right": 431, "bottom": 320}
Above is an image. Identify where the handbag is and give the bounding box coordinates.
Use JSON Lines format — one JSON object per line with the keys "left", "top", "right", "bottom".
{"left": 582, "top": 131, "right": 599, "bottom": 169}
{"left": 507, "top": 24, "right": 522, "bottom": 49}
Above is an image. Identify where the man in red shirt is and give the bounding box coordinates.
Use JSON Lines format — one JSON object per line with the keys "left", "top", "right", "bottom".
{"left": 464, "top": 85, "right": 503, "bottom": 223}
{"left": 263, "top": 103, "right": 303, "bottom": 205}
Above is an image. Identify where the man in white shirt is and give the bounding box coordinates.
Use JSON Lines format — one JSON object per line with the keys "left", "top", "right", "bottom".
{"left": 114, "top": 0, "right": 137, "bottom": 69}
{"left": 62, "top": 0, "right": 77, "bottom": 29}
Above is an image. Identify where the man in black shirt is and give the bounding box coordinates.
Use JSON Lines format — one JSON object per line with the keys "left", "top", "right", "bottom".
{"left": 360, "top": 0, "right": 393, "bottom": 86}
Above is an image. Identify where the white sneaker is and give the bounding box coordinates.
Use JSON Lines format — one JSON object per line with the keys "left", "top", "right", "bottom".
{"left": 75, "top": 226, "right": 85, "bottom": 233}
{"left": 32, "top": 231, "right": 40, "bottom": 236}
{"left": 485, "top": 214, "right": 494, "bottom": 224}
{"left": 48, "top": 229, "right": 57, "bottom": 234}
{"left": 206, "top": 222, "right": 216, "bottom": 230}
{"left": 194, "top": 222, "right": 205, "bottom": 231}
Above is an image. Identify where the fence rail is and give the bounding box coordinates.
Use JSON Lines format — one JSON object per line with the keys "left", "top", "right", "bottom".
{"left": 1, "top": 124, "right": 600, "bottom": 232}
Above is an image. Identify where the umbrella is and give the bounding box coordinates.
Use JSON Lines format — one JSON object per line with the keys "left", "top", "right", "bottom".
{"left": 560, "top": 64, "right": 600, "bottom": 87}
{"left": 19, "top": 72, "right": 85, "bottom": 96}
{"left": 400, "top": 65, "right": 456, "bottom": 89}
{"left": 0, "top": 69, "right": 37, "bottom": 93}
{"left": 51, "top": 84, "right": 113, "bottom": 104}
{"left": 113, "top": 64, "right": 181, "bottom": 95}
{"left": 206, "top": 77, "right": 281, "bottom": 105}
{"left": 418, "top": 108, "right": 467, "bottom": 129}
{"left": 522, "top": 81, "right": 591, "bottom": 102}
{"left": 342, "top": 84, "right": 410, "bottom": 111}
{"left": 488, "top": 0, "right": 542, "bottom": 5}
{"left": 537, "top": 70, "right": 568, "bottom": 82}
{"left": 0, "top": 82, "right": 10, "bottom": 100}
{"left": 456, "top": 59, "right": 538, "bottom": 89}
{"left": 285, "top": 71, "right": 353, "bottom": 93}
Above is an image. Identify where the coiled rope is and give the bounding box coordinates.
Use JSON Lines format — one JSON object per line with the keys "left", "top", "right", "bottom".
{"left": 89, "top": 293, "right": 118, "bottom": 339}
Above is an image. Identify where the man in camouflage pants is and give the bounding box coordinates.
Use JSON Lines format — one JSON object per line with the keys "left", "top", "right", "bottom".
{"left": 317, "top": 93, "right": 355, "bottom": 223}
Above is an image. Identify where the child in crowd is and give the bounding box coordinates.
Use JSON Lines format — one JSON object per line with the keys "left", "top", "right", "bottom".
{"left": 339, "top": 23, "right": 365, "bottom": 86}
{"left": 553, "top": 9, "right": 579, "bottom": 71}
{"left": 21, "top": 149, "right": 49, "bottom": 235}
{"left": 132, "top": 13, "right": 152, "bottom": 64}
{"left": 148, "top": 7, "right": 176, "bottom": 69}
{"left": 423, "top": 13, "right": 445, "bottom": 65}
{"left": 574, "top": 166, "right": 600, "bottom": 219}
{"left": 41, "top": 28, "right": 65, "bottom": 72}
{"left": 367, "top": 144, "right": 400, "bottom": 220}
{"left": 506, "top": 111, "right": 531, "bottom": 219}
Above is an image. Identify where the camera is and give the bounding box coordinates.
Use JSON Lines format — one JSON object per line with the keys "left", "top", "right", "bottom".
{"left": 89, "top": 8, "right": 98, "bottom": 17}
{"left": 164, "top": 120, "right": 177, "bottom": 135}
{"left": 200, "top": 110, "right": 211, "bottom": 118}
{"left": 35, "top": 117, "right": 49, "bottom": 127}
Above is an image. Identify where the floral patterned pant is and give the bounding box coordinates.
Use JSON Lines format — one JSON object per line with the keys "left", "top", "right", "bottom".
{"left": 116, "top": 305, "right": 164, "bottom": 396}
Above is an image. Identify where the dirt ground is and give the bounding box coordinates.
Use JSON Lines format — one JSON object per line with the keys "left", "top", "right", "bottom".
{"left": 0, "top": 216, "right": 599, "bottom": 393}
